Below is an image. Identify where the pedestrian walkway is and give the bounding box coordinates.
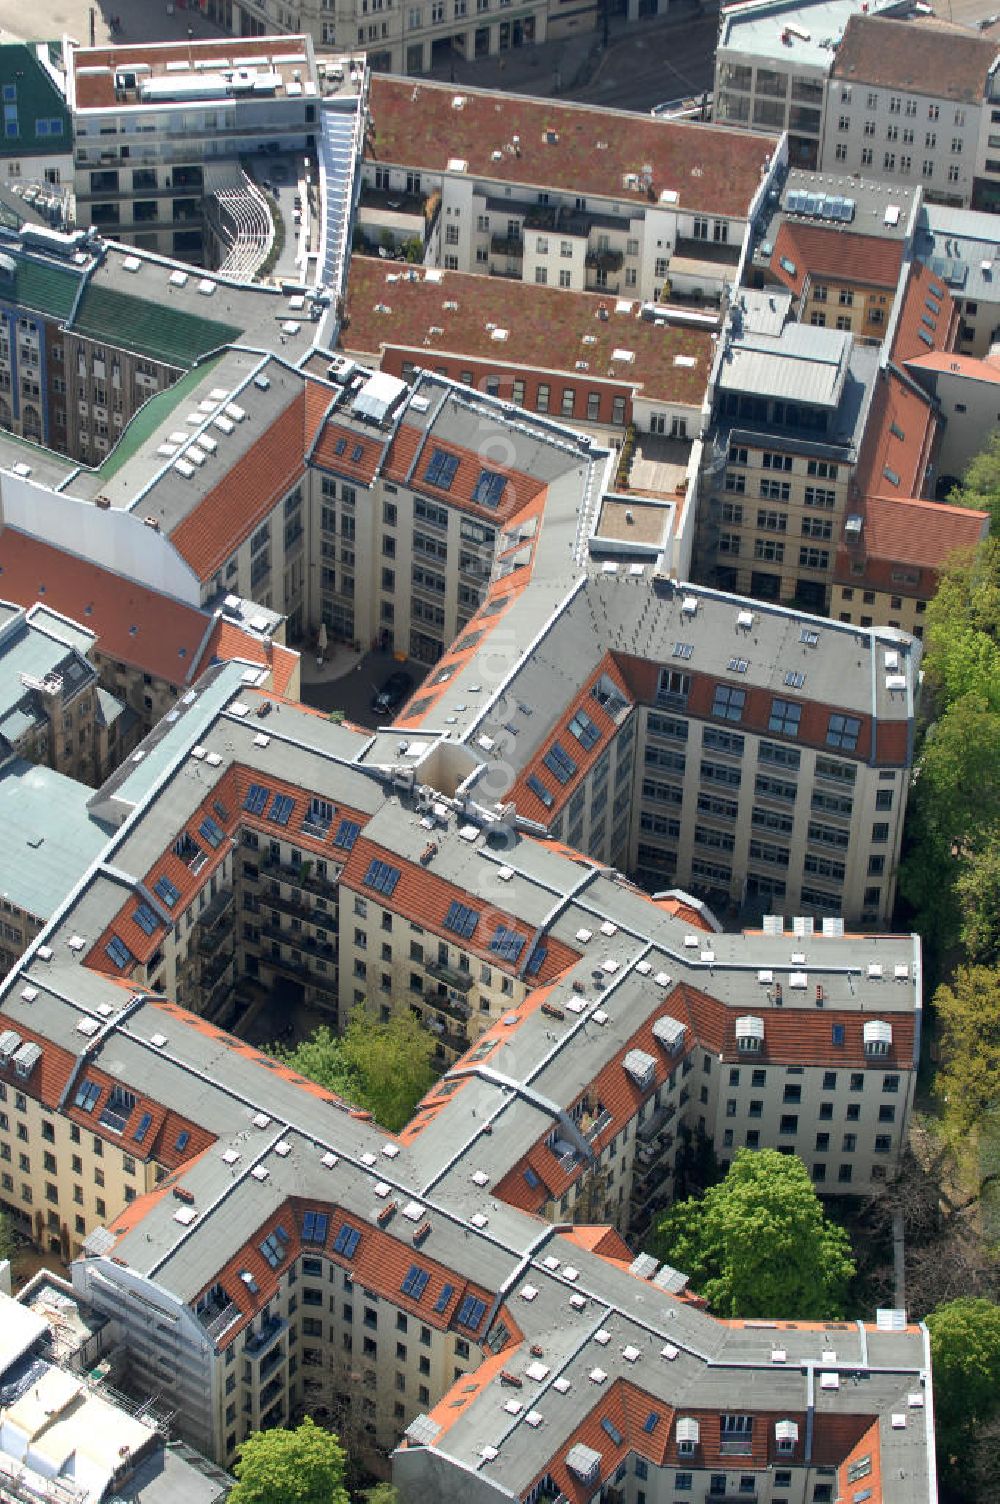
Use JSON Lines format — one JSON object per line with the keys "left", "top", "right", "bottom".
{"left": 318, "top": 100, "right": 362, "bottom": 297}
{"left": 417, "top": 1, "right": 716, "bottom": 103}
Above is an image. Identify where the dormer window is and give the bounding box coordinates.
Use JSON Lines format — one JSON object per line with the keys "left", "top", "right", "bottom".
{"left": 736, "top": 1015, "right": 764, "bottom": 1053}
{"left": 676, "top": 1417, "right": 699, "bottom": 1455}
{"left": 863, "top": 1020, "right": 892, "bottom": 1057}
{"left": 775, "top": 1420, "right": 799, "bottom": 1455}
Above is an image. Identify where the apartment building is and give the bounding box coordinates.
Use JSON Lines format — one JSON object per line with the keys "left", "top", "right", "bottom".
{"left": 832, "top": 492, "right": 989, "bottom": 638}
{"left": 0, "top": 651, "right": 930, "bottom": 1481}
{"left": 0, "top": 599, "right": 100, "bottom": 778}
{"left": 713, "top": 0, "right": 907, "bottom": 168}
{"left": 904, "top": 346, "right": 1000, "bottom": 489}
{"left": 0, "top": 223, "right": 333, "bottom": 463}
{"left": 360, "top": 77, "right": 778, "bottom": 305}
{"left": 341, "top": 254, "right": 716, "bottom": 439}
{"left": 818, "top": 15, "right": 1000, "bottom": 209}
{"left": 66, "top": 36, "right": 322, "bottom": 262}
{"left": 695, "top": 253, "right": 952, "bottom": 614}
{"left": 694, "top": 300, "right": 877, "bottom": 611}
{"left": 229, "top": 0, "right": 599, "bottom": 72}
{"left": 915, "top": 203, "right": 1000, "bottom": 358}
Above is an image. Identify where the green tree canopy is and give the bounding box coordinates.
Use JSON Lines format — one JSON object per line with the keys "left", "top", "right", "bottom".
{"left": 948, "top": 430, "right": 1000, "bottom": 536}
{"left": 955, "top": 843, "right": 1000, "bottom": 965}
{"left": 273, "top": 1007, "right": 436, "bottom": 1132}
{"left": 898, "top": 693, "right": 1000, "bottom": 955}
{"left": 926, "top": 1297, "right": 1000, "bottom": 1479}
{"left": 923, "top": 537, "right": 1000, "bottom": 714}
{"left": 228, "top": 1417, "right": 349, "bottom": 1504}
{"left": 651, "top": 1148, "right": 855, "bottom": 1319}
{"left": 933, "top": 964, "right": 1000, "bottom": 1138}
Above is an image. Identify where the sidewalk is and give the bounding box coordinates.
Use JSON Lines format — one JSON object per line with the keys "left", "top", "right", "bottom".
{"left": 0, "top": 0, "right": 229, "bottom": 50}
{"left": 418, "top": 2, "right": 716, "bottom": 102}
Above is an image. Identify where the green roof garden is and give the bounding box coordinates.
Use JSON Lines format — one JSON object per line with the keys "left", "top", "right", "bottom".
{"left": 92, "top": 355, "right": 225, "bottom": 481}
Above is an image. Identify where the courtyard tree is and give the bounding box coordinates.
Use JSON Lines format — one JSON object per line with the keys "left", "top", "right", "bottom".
{"left": 651, "top": 1148, "right": 855, "bottom": 1319}
{"left": 227, "top": 1418, "right": 349, "bottom": 1504}
{"left": 273, "top": 1006, "right": 435, "bottom": 1132}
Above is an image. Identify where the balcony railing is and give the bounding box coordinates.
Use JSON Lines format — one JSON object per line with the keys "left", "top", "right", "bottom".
{"left": 426, "top": 959, "right": 474, "bottom": 994}
{"left": 586, "top": 248, "right": 624, "bottom": 272}
{"left": 245, "top": 1315, "right": 286, "bottom": 1359}
{"left": 490, "top": 232, "right": 523, "bottom": 257}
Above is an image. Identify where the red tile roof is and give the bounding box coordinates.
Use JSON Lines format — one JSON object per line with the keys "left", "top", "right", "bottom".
{"left": 510, "top": 655, "right": 633, "bottom": 823}
{"left": 834, "top": 493, "right": 988, "bottom": 590}
{"left": 853, "top": 369, "right": 938, "bottom": 503}
{"left": 771, "top": 222, "right": 904, "bottom": 297}
{"left": 171, "top": 387, "right": 307, "bottom": 580}
{"left": 340, "top": 833, "right": 580, "bottom": 985}
{"left": 890, "top": 260, "right": 957, "bottom": 366}
{"left": 367, "top": 77, "right": 774, "bottom": 219}
{"left": 395, "top": 576, "right": 533, "bottom": 729}
{"left": 0, "top": 528, "right": 264, "bottom": 687}
{"left": 203, "top": 1195, "right": 498, "bottom": 1349}
{"left": 906, "top": 348, "right": 1000, "bottom": 385}
{"left": 384, "top": 424, "right": 548, "bottom": 525}
{"left": 311, "top": 419, "right": 387, "bottom": 485}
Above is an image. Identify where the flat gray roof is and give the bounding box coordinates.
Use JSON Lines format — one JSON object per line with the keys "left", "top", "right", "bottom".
{"left": 718, "top": 0, "right": 907, "bottom": 69}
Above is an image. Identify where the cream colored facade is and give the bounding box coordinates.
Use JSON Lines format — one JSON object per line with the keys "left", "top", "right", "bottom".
{"left": 832, "top": 579, "right": 928, "bottom": 639}
{"left": 0, "top": 1079, "right": 159, "bottom": 1260}
{"left": 628, "top": 702, "right": 908, "bottom": 928}
{"left": 308, "top": 464, "right": 496, "bottom": 660}
{"left": 236, "top": 0, "right": 574, "bottom": 75}
{"left": 697, "top": 437, "right": 851, "bottom": 614}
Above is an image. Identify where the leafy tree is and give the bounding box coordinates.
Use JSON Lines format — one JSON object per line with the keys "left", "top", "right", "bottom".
{"left": 955, "top": 843, "right": 1000, "bottom": 964}
{"left": 228, "top": 1418, "right": 349, "bottom": 1504}
{"left": 361, "top": 1485, "right": 399, "bottom": 1504}
{"left": 898, "top": 693, "right": 1000, "bottom": 955}
{"left": 274, "top": 1008, "right": 435, "bottom": 1132}
{"left": 651, "top": 1148, "right": 855, "bottom": 1319}
{"left": 948, "top": 431, "right": 1000, "bottom": 536}
{"left": 933, "top": 965, "right": 1000, "bottom": 1139}
{"left": 926, "top": 1297, "right": 1000, "bottom": 1487}
{"left": 923, "top": 538, "right": 1000, "bottom": 714}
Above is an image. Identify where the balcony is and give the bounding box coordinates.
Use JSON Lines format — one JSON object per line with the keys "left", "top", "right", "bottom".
{"left": 586, "top": 247, "right": 624, "bottom": 273}
{"left": 636, "top": 1100, "right": 677, "bottom": 1146}
{"left": 423, "top": 989, "right": 473, "bottom": 1026}
{"left": 200, "top": 946, "right": 235, "bottom": 990}
{"left": 719, "top": 1435, "right": 754, "bottom": 1456}
{"left": 196, "top": 1295, "right": 241, "bottom": 1342}
{"left": 523, "top": 204, "right": 589, "bottom": 237}
{"left": 581, "top": 1107, "right": 613, "bottom": 1143}
{"left": 426, "top": 959, "right": 474, "bottom": 994}
{"left": 262, "top": 856, "right": 340, "bottom": 901}
{"left": 490, "top": 232, "right": 523, "bottom": 257}
{"left": 196, "top": 886, "right": 234, "bottom": 936}
{"left": 260, "top": 886, "right": 336, "bottom": 928}
{"left": 246, "top": 1315, "right": 286, "bottom": 1360}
